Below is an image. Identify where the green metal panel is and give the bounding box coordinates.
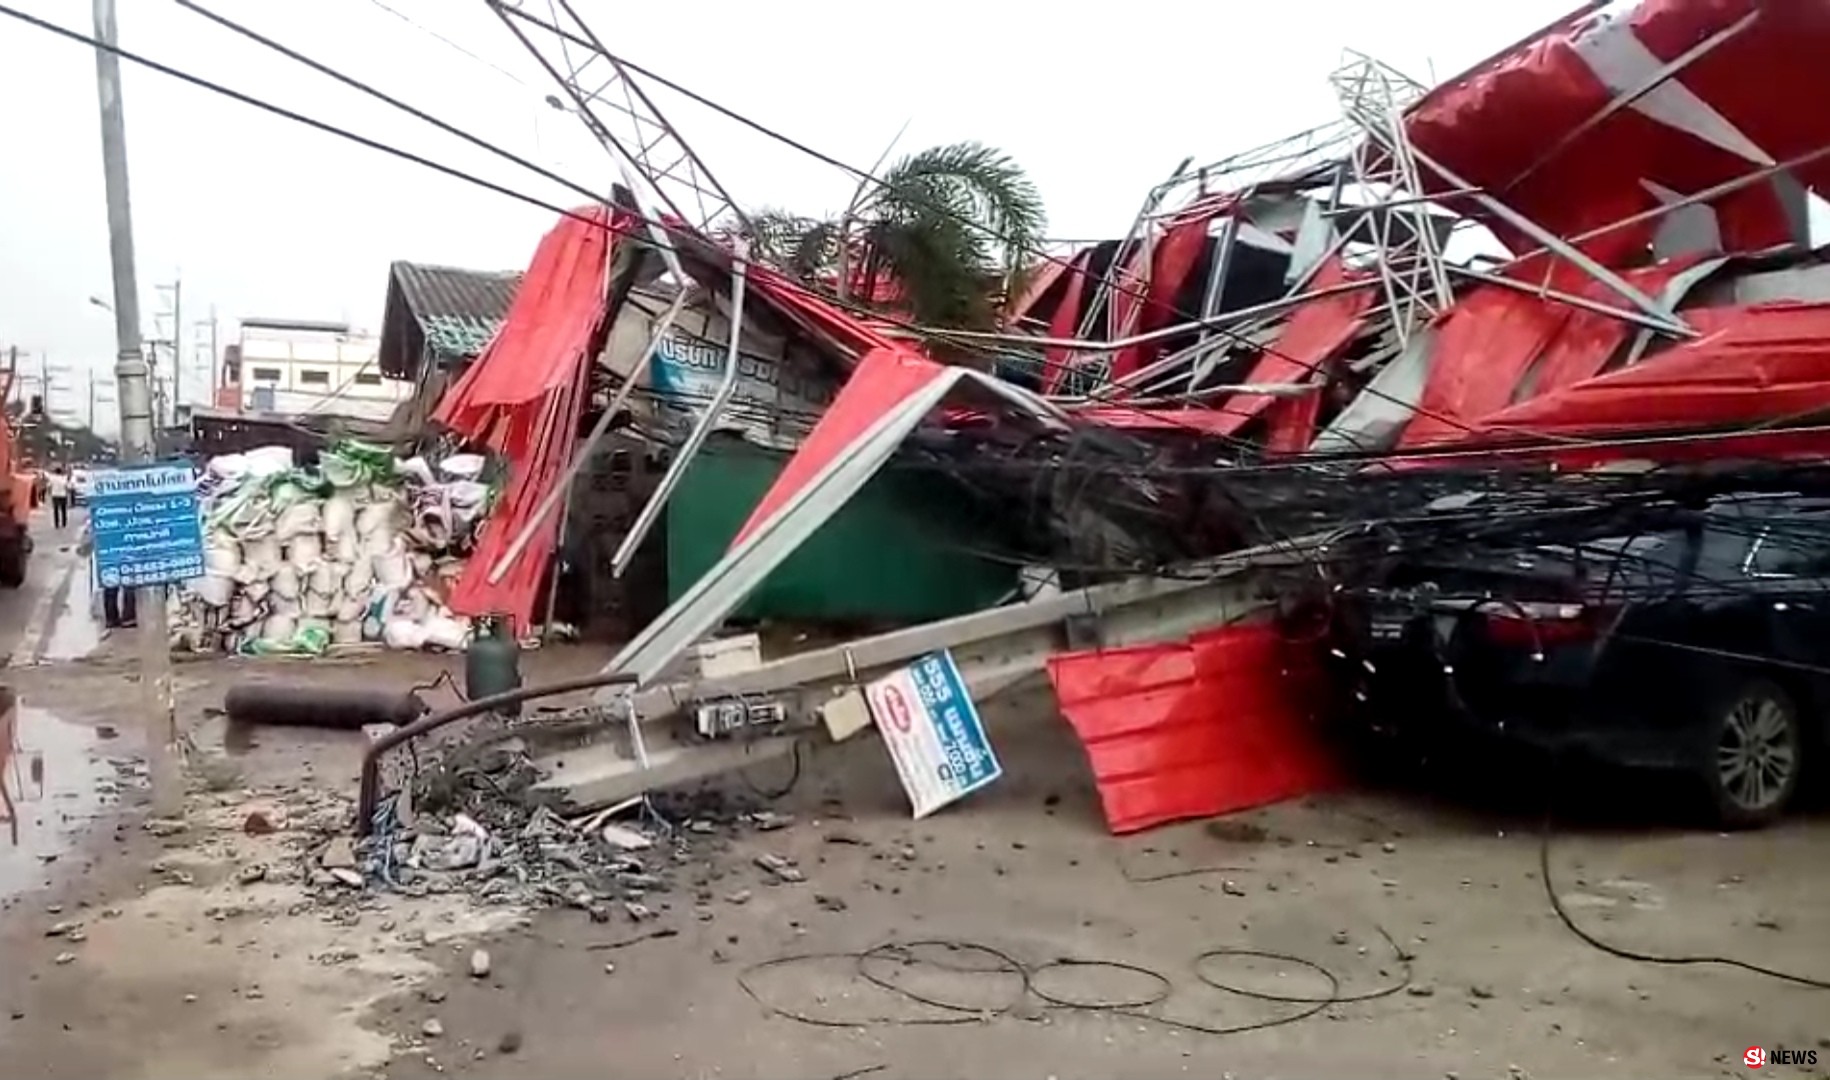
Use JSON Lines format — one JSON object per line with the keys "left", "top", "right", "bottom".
{"left": 666, "top": 438, "right": 1016, "bottom": 622}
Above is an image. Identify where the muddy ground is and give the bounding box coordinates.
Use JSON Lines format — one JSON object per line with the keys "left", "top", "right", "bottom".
{"left": 1, "top": 508, "right": 1827, "bottom": 1080}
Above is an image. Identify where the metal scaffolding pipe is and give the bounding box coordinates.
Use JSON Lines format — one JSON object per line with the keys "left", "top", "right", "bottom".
{"left": 485, "top": 291, "right": 689, "bottom": 586}
{"left": 610, "top": 242, "right": 751, "bottom": 578}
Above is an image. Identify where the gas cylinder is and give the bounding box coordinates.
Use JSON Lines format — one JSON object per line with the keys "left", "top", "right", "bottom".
{"left": 465, "top": 615, "right": 523, "bottom": 715}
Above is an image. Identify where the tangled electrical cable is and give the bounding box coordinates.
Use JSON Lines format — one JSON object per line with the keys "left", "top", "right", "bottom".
{"left": 736, "top": 927, "right": 1413, "bottom": 1037}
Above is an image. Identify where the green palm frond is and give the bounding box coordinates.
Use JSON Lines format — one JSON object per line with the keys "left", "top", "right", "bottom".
{"left": 744, "top": 208, "right": 843, "bottom": 282}
{"left": 870, "top": 214, "right": 994, "bottom": 330}
{"left": 738, "top": 142, "right": 1047, "bottom": 330}
{"left": 871, "top": 141, "right": 1047, "bottom": 277}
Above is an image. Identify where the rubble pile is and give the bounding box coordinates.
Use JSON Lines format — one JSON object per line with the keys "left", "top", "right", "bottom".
{"left": 321, "top": 735, "right": 779, "bottom": 917}
{"left": 174, "top": 442, "right": 496, "bottom": 655}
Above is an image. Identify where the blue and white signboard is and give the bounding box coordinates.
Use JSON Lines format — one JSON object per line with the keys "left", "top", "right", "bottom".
{"left": 649, "top": 331, "right": 834, "bottom": 449}
{"left": 865, "top": 649, "right": 1003, "bottom": 818}
{"left": 89, "top": 462, "right": 204, "bottom": 589}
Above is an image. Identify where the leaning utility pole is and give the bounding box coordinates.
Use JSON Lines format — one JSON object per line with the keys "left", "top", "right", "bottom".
{"left": 91, "top": 0, "right": 179, "bottom": 816}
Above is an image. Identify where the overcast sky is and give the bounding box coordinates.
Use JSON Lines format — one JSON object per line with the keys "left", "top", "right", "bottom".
{"left": 0, "top": 0, "right": 1576, "bottom": 432}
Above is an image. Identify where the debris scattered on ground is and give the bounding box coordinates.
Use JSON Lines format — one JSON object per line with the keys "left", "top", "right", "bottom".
{"left": 469, "top": 949, "right": 491, "bottom": 979}
{"left": 755, "top": 853, "right": 805, "bottom": 884}
{"left": 421, "top": 1018, "right": 445, "bottom": 1038}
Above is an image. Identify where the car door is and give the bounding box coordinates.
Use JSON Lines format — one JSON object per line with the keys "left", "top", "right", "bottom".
{"left": 1743, "top": 506, "right": 1830, "bottom": 699}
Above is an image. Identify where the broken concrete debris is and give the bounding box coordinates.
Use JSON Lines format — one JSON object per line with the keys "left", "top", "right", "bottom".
{"left": 754, "top": 853, "right": 805, "bottom": 885}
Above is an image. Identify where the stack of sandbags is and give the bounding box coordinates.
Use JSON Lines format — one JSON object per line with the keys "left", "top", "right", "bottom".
{"left": 171, "top": 442, "right": 500, "bottom": 656}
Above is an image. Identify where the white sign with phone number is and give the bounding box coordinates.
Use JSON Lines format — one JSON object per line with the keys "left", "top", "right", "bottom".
{"left": 865, "top": 650, "right": 1003, "bottom": 818}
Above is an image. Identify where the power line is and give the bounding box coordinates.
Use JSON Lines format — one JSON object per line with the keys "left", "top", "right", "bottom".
{"left": 26, "top": 2, "right": 1777, "bottom": 465}
{"left": 175, "top": 0, "right": 609, "bottom": 209}
{"left": 355, "top": 0, "right": 531, "bottom": 88}
{"left": 0, "top": 3, "right": 615, "bottom": 232}
{"left": 362, "top": 4, "right": 1577, "bottom": 449}
{"left": 31, "top": 4, "right": 1262, "bottom": 450}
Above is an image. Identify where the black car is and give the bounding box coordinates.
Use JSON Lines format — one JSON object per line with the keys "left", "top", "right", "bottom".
{"left": 1335, "top": 495, "right": 1830, "bottom": 827}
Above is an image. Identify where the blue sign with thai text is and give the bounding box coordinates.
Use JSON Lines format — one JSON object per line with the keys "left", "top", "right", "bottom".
{"left": 89, "top": 462, "right": 204, "bottom": 589}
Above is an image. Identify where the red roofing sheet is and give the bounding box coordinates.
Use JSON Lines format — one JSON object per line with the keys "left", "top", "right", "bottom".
{"left": 436, "top": 206, "right": 617, "bottom": 630}
{"left": 1404, "top": 0, "right": 1830, "bottom": 260}
{"left": 1048, "top": 624, "right": 1340, "bottom": 835}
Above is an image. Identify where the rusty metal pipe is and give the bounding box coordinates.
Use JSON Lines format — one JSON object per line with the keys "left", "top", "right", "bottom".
{"left": 355, "top": 671, "right": 639, "bottom": 836}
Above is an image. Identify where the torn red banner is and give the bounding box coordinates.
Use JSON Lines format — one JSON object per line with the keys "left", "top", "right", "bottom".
{"left": 436, "top": 205, "right": 617, "bottom": 630}
{"left": 1047, "top": 624, "right": 1340, "bottom": 835}
{"left": 1405, "top": 0, "right": 1830, "bottom": 260}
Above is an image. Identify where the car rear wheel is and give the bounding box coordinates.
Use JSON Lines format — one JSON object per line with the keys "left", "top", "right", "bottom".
{"left": 1702, "top": 680, "right": 1803, "bottom": 829}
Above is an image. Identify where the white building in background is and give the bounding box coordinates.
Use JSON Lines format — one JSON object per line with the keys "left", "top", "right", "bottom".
{"left": 224, "top": 318, "right": 410, "bottom": 423}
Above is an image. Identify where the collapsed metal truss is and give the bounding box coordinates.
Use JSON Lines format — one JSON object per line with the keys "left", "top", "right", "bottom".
{"left": 484, "top": 0, "right": 750, "bottom": 237}
{"left": 1329, "top": 52, "right": 1455, "bottom": 348}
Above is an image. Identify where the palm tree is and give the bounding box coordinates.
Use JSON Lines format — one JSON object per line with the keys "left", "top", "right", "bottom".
{"left": 745, "top": 141, "right": 1046, "bottom": 331}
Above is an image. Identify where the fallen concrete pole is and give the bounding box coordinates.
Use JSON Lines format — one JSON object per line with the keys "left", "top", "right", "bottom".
{"left": 531, "top": 535, "right": 1335, "bottom": 813}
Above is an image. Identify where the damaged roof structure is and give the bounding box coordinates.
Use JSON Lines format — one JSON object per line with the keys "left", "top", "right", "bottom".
{"left": 368, "top": 0, "right": 1830, "bottom": 828}
{"left": 378, "top": 261, "right": 523, "bottom": 381}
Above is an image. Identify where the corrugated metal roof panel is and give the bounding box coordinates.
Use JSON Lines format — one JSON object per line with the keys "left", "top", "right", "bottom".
{"left": 390, "top": 261, "right": 522, "bottom": 361}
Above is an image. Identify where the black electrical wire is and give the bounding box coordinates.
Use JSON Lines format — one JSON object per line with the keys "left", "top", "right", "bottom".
{"left": 175, "top": 0, "right": 610, "bottom": 209}
{"left": 736, "top": 931, "right": 1407, "bottom": 1038}
{"left": 1539, "top": 790, "right": 1830, "bottom": 991}
{"left": 2, "top": 3, "right": 617, "bottom": 234}
{"left": 148, "top": 0, "right": 1513, "bottom": 454}
{"left": 67, "top": 1, "right": 1799, "bottom": 464}
{"left": 36, "top": 5, "right": 1830, "bottom": 564}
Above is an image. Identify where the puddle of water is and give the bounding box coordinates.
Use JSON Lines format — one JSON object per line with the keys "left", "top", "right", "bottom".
{"left": 40, "top": 565, "right": 103, "bottom": 663}
{"left": 0, "top": 702, "right": 125, "bottom": 901}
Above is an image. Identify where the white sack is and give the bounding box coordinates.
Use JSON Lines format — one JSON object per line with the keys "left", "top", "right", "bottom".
{"left": 204, "top": 539, "right": 240, "bottom": 577}
{"left": 356, "top": 501, "right": 397, "bottom": 537}
{"left": 271, "top": 566, "right": 301, "bottom": 601}
{"left": 439, "top": 454, "right": 486, "bottom": 480}
{"left": 237, "top": 537, "right": 283, "bottom": 584}
{"left": 343, "top": 554, "right": 374, "bottom": 595}
{"left": 322, "top": 492, "right": 356, "bottom": 538}
{"left": 382, "top": 619, "right": 428, "bottom": 650}
{"left": 308, "top": 560, "right": 340, "bottom": 597}
{"left": 286, "top": 533, "right": 324, "bottom": 571}
{"left": 191, "top": 573, "right": 235, "bottom": 608}
{"left": 302, "top": 590, "right": 335, "bottom": 620}
{"left": 273, "top": 500, "right": 323, "bottom": 542}
{"left": 421, "top": 613, "right": 472, "bottom": 651}
{"left": 243, "top": 445, "right": 294, "bottom": 478}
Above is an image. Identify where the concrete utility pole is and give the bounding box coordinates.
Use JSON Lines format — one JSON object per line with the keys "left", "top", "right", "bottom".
{"left": 196, "top": 306, "right": 218, "bottom": 411}
{"left": 92, "top": 0, "right": 179, "bottom": 816}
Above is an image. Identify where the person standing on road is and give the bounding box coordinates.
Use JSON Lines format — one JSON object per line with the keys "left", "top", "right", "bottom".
{"left": 74, "top": 513, "right": 136, "bottom": 630}
{"left": 46, "top": 467, "right": 70, "bottom": 530}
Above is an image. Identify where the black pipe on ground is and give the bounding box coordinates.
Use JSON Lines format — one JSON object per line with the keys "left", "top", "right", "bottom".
{"left": 224, "top": 684, "right": 428, "bottom": 730}
{"left": 355, "top": 671, "right": 640, "bottom": 836}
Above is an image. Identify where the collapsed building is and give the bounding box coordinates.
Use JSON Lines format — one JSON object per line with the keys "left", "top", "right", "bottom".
{"left": 363, "top": 0, "right": 1830, "bottom": 834}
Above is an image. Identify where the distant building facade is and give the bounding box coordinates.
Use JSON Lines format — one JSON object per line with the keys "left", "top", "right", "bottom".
{"left": 227, "top": 318, "right": 409, "bottom": 422}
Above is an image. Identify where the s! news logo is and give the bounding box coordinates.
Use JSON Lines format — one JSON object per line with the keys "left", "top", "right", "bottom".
{"left": 1746, "top": 1045, "right": 1819, "bottom": 1068}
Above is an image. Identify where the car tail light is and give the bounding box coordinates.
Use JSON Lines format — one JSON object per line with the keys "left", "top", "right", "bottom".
{"left": 1479, "top": 601, "right": 1597, "bottom": 649}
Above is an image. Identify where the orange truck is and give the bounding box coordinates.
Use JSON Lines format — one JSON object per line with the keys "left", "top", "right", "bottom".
{"left": 0, "top": 373, "right": 34, "bottom": 588}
